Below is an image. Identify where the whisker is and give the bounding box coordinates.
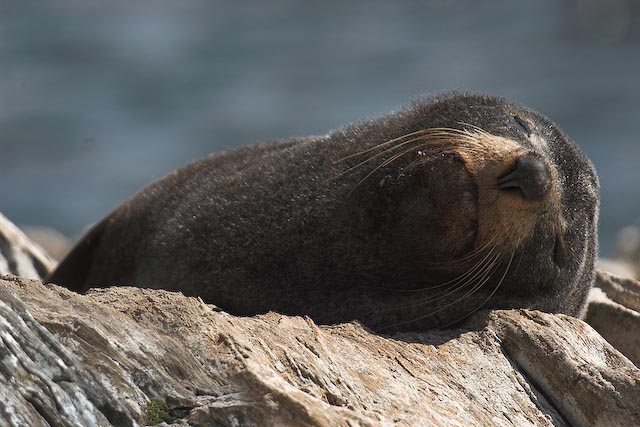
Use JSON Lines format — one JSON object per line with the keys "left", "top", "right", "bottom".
{"left": 276, "top": 239, "right": 499, "bottom": 302}
{"left": 381, "top": 249, "right": 498, "bottom": 315}
{"left": 335, "top": 126, "right": 483, "bottom": 170}
{"left": 348, "top": 137, "right": 473, "bottom": 193}
{"left": 417, "top": 254, "right": 499, "bottom": 312}
{"left": 332, "top": 134, "right": 454, "bottom": 182}
{"left": 512, "top": 246, "right": 525, "bottom": 277}
{"left": 379, "top": 252, "right": 500, "bottom": 330}
{"left": 334, "top": 129, "right": 433, "bottom": 163}
{"left": 378, "top": 244, "right": 496, "bottom": 295}
{"left": 348, "top": 145, "right": 423, "bottom": 193}
{"left": 423, "top": 236, "right": 497, "bottom": 268}
{"left": 457, "top": 121, "right": 485, "bottom": 133}
{"left": 330, "top": 126, "right": 493, "bottom": 191}
{"left": 438, "top": 249, "right": 516, "bottom": 329}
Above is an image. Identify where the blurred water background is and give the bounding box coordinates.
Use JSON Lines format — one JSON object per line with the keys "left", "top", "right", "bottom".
{"left": 0, "top": 0, "right": 639, "bottom": 256}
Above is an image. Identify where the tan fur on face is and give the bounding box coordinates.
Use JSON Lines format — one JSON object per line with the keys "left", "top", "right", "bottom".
{"left": 441, "top": 127, "right": 565, "bottom": 252}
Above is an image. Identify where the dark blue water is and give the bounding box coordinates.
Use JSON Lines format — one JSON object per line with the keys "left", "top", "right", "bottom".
{"left": 1, "top": 0, "right": 639, "bottom": 255}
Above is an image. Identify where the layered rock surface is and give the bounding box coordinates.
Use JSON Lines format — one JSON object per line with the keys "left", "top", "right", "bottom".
{"left": 1, "top": 275, "right": 639, "bottom": 427}
{"left": 586, "top": 271, "right": 640, "bottom": 367}
{"left": 0, "top": 213, "right": 55, "bottom": 279}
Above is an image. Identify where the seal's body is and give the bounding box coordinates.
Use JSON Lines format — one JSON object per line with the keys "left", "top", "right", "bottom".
{"left": 48, "top": 93, "right": 599, "bottom": 332}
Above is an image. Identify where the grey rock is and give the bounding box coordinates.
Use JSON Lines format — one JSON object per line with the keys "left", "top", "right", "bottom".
{"left": 596, "top": 258, "right": 637, "bottom": 279}
{"left": 586, "top": 270, "right": 640, "bottom": 367}
{"left": 616, "top": 224, "right": 640, "bottom": 278}
{"left": 0, "top": 213, "right": 55, "bottom": 279}
{"left": 0, "top": 280, "right": 134, "bottom": 427}
{"left": 22, "top": 226, "right": 71, "bottom": 262}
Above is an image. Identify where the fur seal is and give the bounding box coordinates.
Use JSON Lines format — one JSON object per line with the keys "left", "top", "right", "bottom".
{"left": 47, "top": 93, "right": 599, "bottom": 332}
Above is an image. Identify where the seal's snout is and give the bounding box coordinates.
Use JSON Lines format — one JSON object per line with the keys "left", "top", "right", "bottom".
{"left": 497, "top": 154, "right": 551, "bottom": 200}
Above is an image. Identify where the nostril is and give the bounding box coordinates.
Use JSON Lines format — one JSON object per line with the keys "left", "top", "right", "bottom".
{"left": 497, "top": 155, "right": 551, "bottom": 200}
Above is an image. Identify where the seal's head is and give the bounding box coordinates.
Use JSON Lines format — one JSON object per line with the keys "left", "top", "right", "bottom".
{"left": 338, "top": 93, "right": 599, "bottom": 330}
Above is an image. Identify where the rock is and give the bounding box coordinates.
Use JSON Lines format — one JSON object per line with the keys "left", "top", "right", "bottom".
{"left": 596, "top": 258, "right": 637, "bottom": 279}
{"left": 592, "top": 270, "right": 640, "bottom": 313}
{"left": 488, "top": 310, "right": 639, "bottom": 427}
{"left": 0, "top": 213, "right": 55, "bottom": 279}
{"left": 616, "top": 224, "right": 640, "bottom": 278}
{"left": 0, "top": 284, "right": 134, "bottom": 427}
{"left": 1, "top": 275, "right": 639, "bottom": 427}
{"left": 22, "top": 226, "right": 72, "bottom": 262}
{"left": 586, "top": 270, "right": 640, "bottom": 367}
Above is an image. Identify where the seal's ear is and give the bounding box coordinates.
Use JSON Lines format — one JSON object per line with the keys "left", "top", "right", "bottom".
{"left": 45, "top": 218, "right": 108, "bottom": 293}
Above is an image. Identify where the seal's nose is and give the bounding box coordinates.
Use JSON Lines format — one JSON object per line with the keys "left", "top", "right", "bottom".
{"left": 497, "top": 155, "right": 551, "bottom": 200}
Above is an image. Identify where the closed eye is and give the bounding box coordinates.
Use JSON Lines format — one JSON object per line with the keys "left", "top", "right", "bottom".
{"left": 512, "top": 115, "right": 531, "bottom": 137}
